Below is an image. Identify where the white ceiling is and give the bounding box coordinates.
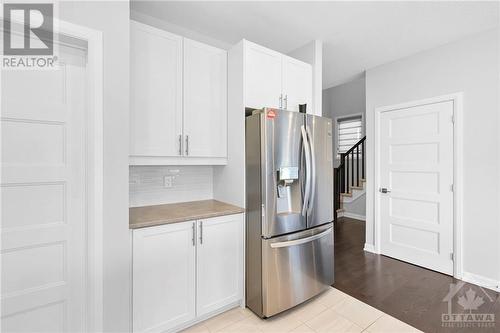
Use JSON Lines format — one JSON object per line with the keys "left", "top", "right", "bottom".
{"left": 131, "top": 1, "right": 499, "bottom": 89}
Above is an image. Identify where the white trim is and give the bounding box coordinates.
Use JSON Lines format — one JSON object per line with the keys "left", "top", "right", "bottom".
{"left": 462, "top": 272, "right": 500, "bottom": 293}
{"left": 373, "top": 93, "right": 464, "bottom": 279}
{"left": 129, "top": 156, "right": 228, "bottom": 166}
{"left": 341, "top": 189, "right": 365, "bottom": 203}
{"left": 56, "top": 19, "right": 104, "bottom": 332}
{"left": 364, "top": 243, "right": 377, "bottom": 254}
{"left": 342, "top": 212, "right": 366, "bottom": 221}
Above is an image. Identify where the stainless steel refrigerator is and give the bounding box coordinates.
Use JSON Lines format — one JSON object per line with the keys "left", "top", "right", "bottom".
{"left": 245, "top": 108, "right": 334, "bottom": 318}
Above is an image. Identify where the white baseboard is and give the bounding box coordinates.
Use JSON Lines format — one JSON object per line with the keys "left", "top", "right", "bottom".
{"left": 342, "top": 212, "right": 366, "bottom": 221}
{"left": 461, "top": 272, "right": 500, "bottom": 292}
{"left": 363, "top": 243, "right": 376, "bottom": 254}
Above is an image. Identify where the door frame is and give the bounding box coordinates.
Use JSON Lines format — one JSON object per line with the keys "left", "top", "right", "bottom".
{"left": 373, "top": 93, "right": 463, "bottom": 279}
{"left": 56, "top": 19, "right": 104, "bottom": 331}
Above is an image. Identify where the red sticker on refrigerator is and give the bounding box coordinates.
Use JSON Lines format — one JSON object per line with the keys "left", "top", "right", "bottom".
{"left": 267, "top": 110, "right": 276, "bottom": 119}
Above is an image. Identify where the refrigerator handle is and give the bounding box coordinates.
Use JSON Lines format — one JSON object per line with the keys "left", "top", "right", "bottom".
{"left": 301, "top": 125, "right": 311, "bottom": 216}
{"left": 306, "top": 126, "right": 316, "bottom": 216}
{"left": 269, "top": 227, "right": 332, "bottom": 248}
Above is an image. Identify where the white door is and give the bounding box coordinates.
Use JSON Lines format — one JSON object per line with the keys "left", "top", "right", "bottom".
{"left": 1, "top": 44, "right": 87, "bottom": 332}
{"left": 281, "top": 56, "right": 312, "bottom": 112}
{"left": 183, "top": 38, "right": 227, "bottom": 158}
{"left": 378, "top": 100, "right": 454, "bottom": 275}
{"left": 133, "top": 222, "right": 196, "bottom": 333}
{"left": 244, "top": 42, "right": 282, "bottom": 109}
{"left": 196, "top": 215, "right": 243, "bottom": 316}
{"left": 130, "top": 21, "right": 183, "bottom": 157}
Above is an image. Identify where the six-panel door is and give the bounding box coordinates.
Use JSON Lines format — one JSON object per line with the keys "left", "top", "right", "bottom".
{"left": 196, "top": 215, "right": 244, "bottom": 317}
{"left": 183, "top": 38, "right": 228, "bottom": 158}
{"left": 133, "top": 221, "right": 196, "bottom": 333}
{"left": 130, "top": 21, "right": 183, "bottom": 158}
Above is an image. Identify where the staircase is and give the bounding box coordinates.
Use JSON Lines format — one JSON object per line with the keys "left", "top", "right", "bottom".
{"left": 334, "top": 136, "right": 366, "bottom": 221}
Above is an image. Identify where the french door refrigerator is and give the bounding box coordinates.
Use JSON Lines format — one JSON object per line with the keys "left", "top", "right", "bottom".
{"left": 245, "top": 108, "right": 334, "bottom": 318}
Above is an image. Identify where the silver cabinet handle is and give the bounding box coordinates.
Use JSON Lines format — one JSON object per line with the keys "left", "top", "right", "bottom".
{"left": 199, "top": 221, "right": 203, "bottom": 244}
{"left": 191, "top": 222, "right": 195, "bottom": 246}
{"left": 284, "top": 94, "right": 288, "bottom": 110}
{"left": 185, "top": 135, "right": 189, "bottom": 155}
{"left": 279, "top": 94, "right": 283, "bottom": 109}
{"left": 178, "top": 134, "right": 183, "bottom": 155}
{"left": 270, "top": 227, "right": 332, "bottom": 248}
{"left": 379, "top": 188, "right": 391, "bottom": 193}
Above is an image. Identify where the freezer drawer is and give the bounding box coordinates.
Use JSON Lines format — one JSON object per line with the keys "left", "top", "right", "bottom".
{"left": 261, "top": 223, "right": 334, "bottom": 317}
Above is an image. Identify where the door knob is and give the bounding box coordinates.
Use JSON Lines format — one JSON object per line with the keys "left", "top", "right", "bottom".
{"left": 379, "top": 188, "right": 391, "bottom": 194}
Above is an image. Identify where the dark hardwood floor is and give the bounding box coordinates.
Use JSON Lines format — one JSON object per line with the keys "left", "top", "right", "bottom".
{"left": 333, "top": 217, "right": 500, "bottom": 333}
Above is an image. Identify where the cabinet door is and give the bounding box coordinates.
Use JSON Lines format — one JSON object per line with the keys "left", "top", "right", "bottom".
{"left": 130, "top": 21, "right": 183, "bottom": 157}
{"left": 281, "top": 56, "right": 312, "bottom": 112}
{"left": 183, "top": 38, "right": 227, "bottom": 158}
{"left": 133, "top": 222, "right": 196, "bottom": 333}
{"left": 244, "top": 42, "right": 283, "bottom": 109}
{"left": 196, "top": 214, "right": 244, "bottom": 316}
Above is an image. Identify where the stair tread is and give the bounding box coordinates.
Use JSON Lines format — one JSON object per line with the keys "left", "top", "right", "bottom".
{"left": 340, "top": 192, "right": 352, "bottom": 197}
{"left": 351, "top": 186, "right": 364, "bottom": 190}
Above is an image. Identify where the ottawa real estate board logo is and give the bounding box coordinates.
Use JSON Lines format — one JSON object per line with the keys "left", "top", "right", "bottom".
{"left": 2, "top": 2, "right": 58, "bottom": 69}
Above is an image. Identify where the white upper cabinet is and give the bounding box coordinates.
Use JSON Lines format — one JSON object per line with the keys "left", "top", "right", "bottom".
{"left": 130, "top": 21, "right": 183, "bottom": 158}
{"left": 183, "top": 38, "right": 227, "bottom": 158}
{"left": 282, "top": 55, "right": 313, "bottom": 112}
{"left": 243, "top": 41, "right": 313, "bottom": 111}
{"left": 244, "top": 42, "right": 282, "bottom": 109}
{"left": 129, "top": 21, "right": 228, "bottom": 165}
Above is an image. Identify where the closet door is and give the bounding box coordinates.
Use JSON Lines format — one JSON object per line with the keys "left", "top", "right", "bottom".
{"left": 281, "top": 55, "right": 312, "bottom": 112}
{"left": 183, "top": 38, "right": 227, "bottom": 158}
{"left": 130, "top": 21, "right": 183, "bottom": 157}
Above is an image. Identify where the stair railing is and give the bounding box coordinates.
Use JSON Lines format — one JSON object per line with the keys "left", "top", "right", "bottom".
{"left": 334, "top": 136, "right": 366, "bottom": 220}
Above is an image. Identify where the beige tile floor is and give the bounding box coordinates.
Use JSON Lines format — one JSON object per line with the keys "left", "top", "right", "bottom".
{"left": 182, "top": 288, "right": 422, "bottom": 333}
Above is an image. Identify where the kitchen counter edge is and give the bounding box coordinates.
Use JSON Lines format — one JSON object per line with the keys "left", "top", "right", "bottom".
{"left": 129, "top": 199, "right": 245, "bottom": 230}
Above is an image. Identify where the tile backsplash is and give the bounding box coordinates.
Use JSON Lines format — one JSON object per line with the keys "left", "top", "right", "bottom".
{"left": 129, "top": 166, "right": 213, "bottom": 207}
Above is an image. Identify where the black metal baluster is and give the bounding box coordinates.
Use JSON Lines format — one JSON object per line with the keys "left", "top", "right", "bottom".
{"left": 356, "top": 146, "right": 359, "bottom": 187}
{"left": 351, "top": 152, "right": 354, "bottom": 192}
{"left": 362, "top": 140, "right": 365, "bottom": 179}
{"left": 346, "top": 154, "right": 349, "bottom": 194}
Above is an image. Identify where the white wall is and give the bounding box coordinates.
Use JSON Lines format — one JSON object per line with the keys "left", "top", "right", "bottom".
{"left": 59, "top": 1, "right": 131, "bottom": 331}
{"left": 323, "top": 76, "right": 367, "bottom": 218}
{"left": 365, "top": 29, "right": 499, "bottom": 285}
{"left": 323, "top": 75, "right": 366, "bottom": 161}
{"left": 288, "top": 40, "right": 323, "bottom": 116}
{"left": 129, "top": 166, "right": 213, "bottom": 207}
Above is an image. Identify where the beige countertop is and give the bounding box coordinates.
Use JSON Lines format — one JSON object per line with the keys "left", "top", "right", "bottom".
{"left": 129, "top": 199, "right": 245, "bottom": 229}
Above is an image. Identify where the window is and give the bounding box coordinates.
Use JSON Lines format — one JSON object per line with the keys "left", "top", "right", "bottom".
{"left": 337, "top": 116, "right": 363, "bottom": 157}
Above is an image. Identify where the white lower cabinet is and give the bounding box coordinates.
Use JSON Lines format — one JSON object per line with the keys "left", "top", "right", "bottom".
{"left": 133, "top": 222, "right": 196, "bottom": 333}
{"left": 132, "top": 214, "right": 244, "bottom": 333}
{"left": 196, "top": 215, "right": 244, "bottom": 316}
